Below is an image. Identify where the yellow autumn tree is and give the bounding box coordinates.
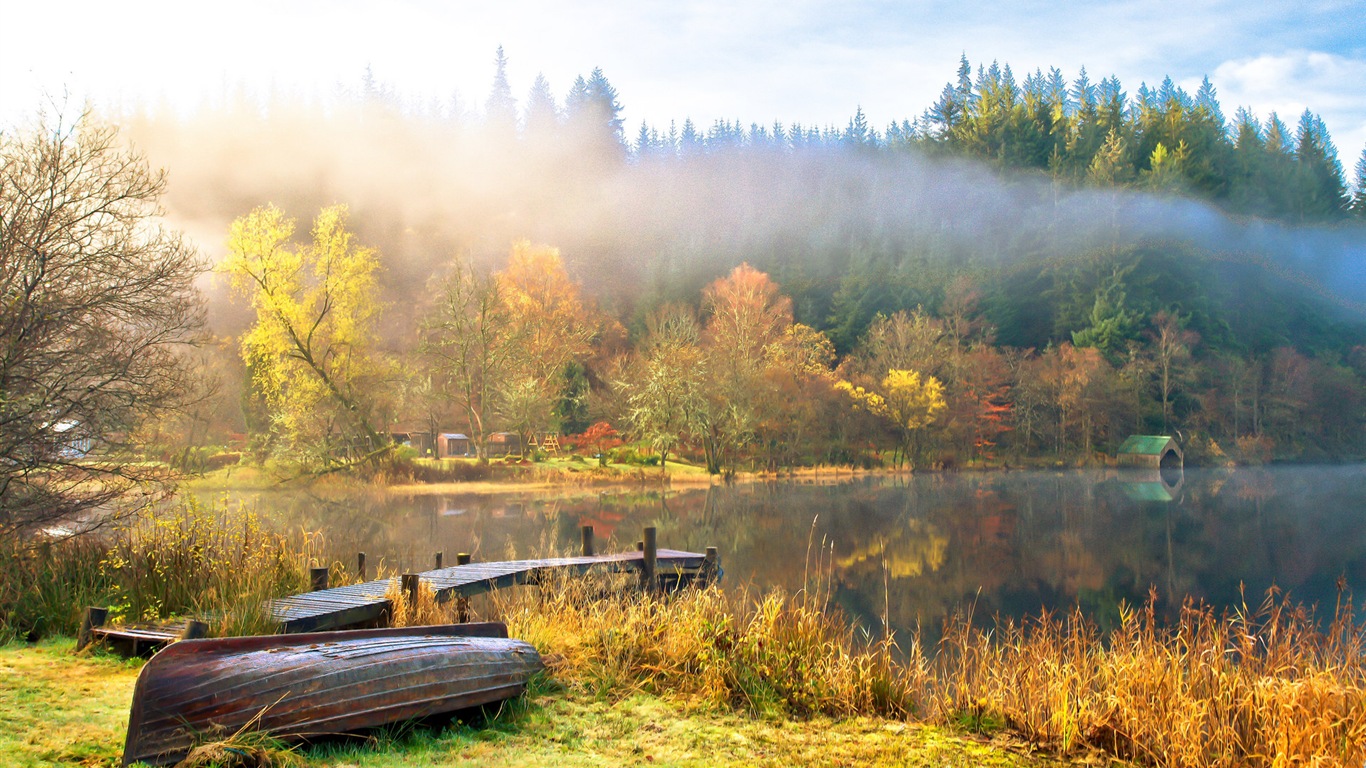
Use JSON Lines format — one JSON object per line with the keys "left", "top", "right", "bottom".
{"left": 838, "top": 369, "right": 946, "bottom": 468}
{"left": 222, "top": 204, "right": 386, "bottom": 464}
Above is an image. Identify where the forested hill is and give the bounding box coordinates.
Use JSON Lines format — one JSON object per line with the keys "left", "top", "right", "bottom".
{"left": 122, "top": 53, "right": 1366, "bottom": 463}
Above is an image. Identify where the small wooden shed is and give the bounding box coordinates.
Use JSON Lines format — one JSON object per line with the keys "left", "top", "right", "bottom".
{"left": 1117, "top": 435, "right": 1182, "bottom": 470}
{"left": 486, "top": 432, "right": 523, "bottom": 458}
{"left": 390, "top": 430, "right": 435, "bottom": 457}
{"left": 437, "top": 433, "right": 472, "bottom": 458}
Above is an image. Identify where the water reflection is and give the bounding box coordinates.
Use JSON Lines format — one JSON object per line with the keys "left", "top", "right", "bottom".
{"left": 204, "top": 465, "right": 1366, "bottom": 644}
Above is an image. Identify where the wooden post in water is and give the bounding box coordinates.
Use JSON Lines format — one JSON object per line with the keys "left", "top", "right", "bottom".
{"left": 434, "top": 551, "right": 443, "bottom": 570}
{"left": 581, "top": 525, "right": 594, "bottom": 557}
{"left": 76, "top": 606, "right": 108, "bottom": 651}
{"left": 401, "top": 574, "right": 420, "bottom": 606}
{"left": 702, "top": 546, "right": 720, "bottom": 587}
{"left": 642, "top": 526, "right": 658, "bottom": 593}
{"left": 179, "top": 620, "right": 209, "bottom": 640}
{"left": 310, "top": 567, "right": 329, "bottom": 592}
{"left": 357, "top": 552, "right": 367, "bottom": 581}
{"left": 454, "top": 553, "right": 472, "bottom": 622}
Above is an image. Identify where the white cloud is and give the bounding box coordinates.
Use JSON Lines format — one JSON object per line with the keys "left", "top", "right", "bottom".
{"left": 1213, "top": 51, "right": 1366, "bottom": 160}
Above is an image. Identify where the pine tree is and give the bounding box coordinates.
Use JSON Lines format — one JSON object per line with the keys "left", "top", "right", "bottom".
{"left": 523, "top": 73, "right": 559, "bottom": 139}
{"left": 1350, "top": 147, "right": 1366, "bottom": 218}
{"left": 679, "top": 118, "right": 702, "bottom": 156}
{"left": 846, "top": 106, "right": 870, "bottom": 146}
{"left": 484, "top": 46, "right": 517, "bottom": 135}
{"left": 1292, "top": 109, "right": 1348, "bottom": 220}
{"left": 634, "top": 120, "right": 653, "bottom": 160}
{"left": 1229, "top": 107, "right": 1271, "bottom": 215}
{"left": 1193, "top": 76, "right": 1226, "bottom": 130}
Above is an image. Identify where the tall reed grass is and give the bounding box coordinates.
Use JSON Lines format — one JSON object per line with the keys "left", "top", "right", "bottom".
{"left": 935, "top": 587, "right": 1366, "bottom": 765}
{"left": 485, "top": 565, "right": 1365, "bottom": 766}
{"left": 0, "top": 498, "right": 325, "bottom": 640}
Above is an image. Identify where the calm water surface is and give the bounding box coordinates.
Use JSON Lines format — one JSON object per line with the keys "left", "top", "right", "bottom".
{"left": 209, "top": 466, "right": 1366, "bottom": 641}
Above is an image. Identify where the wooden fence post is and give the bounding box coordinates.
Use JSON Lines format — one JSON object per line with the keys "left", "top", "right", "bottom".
{"left": 701, "top": 546, "right": 719, "bottom": 587}
{"left": 310, "top": 567, "right": 329, "bottom": 592}
{"left": 180, "top": 620, "right": 209, "bottom": 640}
{"left": 581, "top": 525, "right": 594, "bottom": 557}
{"left": 452, "top": 552, "right": 472, "bottom": 622}
{"left": 76, "top": 606, "right": 108, "bottom": 651}
{"left": 642, "top": 526, "right": 657, "bottom": 593}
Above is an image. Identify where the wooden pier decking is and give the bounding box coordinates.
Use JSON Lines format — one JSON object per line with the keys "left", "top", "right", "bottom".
{"left": 79, "top": 530, "right": 718, "bottom": 654}
{"left": 271, "top": 547, "right": 710, "bottom": 633}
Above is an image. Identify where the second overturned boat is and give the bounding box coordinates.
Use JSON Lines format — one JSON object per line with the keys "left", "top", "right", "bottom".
{"left": 122, "top": 622, "right": 543, "bottom": 767}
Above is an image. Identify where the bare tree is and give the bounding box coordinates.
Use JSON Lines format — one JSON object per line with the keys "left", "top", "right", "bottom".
{"left": 0, "top": 109, "right": 205, "bottom": 537}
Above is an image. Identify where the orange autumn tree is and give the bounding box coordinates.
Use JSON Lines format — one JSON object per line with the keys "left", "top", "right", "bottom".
{"left": 493, "top": 241, "right": 597, "bottom": 441}
{"left": 699, "top": 263, "right": 793, "bottom": 474}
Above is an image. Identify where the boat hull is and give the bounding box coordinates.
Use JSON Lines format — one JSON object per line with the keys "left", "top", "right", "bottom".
{"left": 122, "top": 622, "right": 541, "bottom": 766}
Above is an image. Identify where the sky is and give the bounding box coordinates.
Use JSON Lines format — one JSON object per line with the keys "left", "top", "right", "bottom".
{"left": 3, "top": 0, "right": 1365, "bottom": 163}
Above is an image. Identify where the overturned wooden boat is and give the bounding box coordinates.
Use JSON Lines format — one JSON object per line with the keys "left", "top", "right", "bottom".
{"left": 122, "top": 622, "right": 542, "bottom": 767}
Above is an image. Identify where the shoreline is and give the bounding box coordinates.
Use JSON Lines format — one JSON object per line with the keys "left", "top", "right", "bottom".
{"left": 186, "top": 456, "right": 1192, "bottom": 499}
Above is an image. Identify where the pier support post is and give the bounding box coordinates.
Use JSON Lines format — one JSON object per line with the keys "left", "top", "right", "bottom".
{"left": 310, "top": 567, "right": 329, "bottom": 592}
{"left": 76, "top": 606, "right": 108, "bottom": 652}
{"left": 180, "top": 620, "right": 209, "bottom": 640}
{"left": 401, "top": 573, "right": 420, "bottom": 606}
{"left": 702, "top": 546, "right": 719, "bottom": 587}
{"left": 642, "top": 526, "right": 657, "bottom": 593}
{"left": 434, "top": 551, "right": 443, "bottom": 569}
{"left": 457, "top": 552, "right": 471, "bottom": 565}
{"left": 357, "top": 552, "right": 367, "bottom": 581}
{"left": 581, "top": 525, "right": 594, "bottom": 557}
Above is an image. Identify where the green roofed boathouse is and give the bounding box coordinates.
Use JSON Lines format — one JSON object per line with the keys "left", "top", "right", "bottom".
{"left": 1117, "top": 435, "right": 1183, "bottom": 470}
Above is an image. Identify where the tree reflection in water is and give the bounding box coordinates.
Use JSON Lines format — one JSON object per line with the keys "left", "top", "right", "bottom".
{"left": 202, "top": 465, "right": 1366, "bottom": 646}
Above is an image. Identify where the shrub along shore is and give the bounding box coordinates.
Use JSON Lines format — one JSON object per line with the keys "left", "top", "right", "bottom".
{"left": 1, "top": 502, "right": 1362, "bottom": 766}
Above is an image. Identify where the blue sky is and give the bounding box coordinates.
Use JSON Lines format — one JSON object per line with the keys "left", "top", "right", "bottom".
{"left": 4, "top": 0, "right": 1364, "bottom": 162}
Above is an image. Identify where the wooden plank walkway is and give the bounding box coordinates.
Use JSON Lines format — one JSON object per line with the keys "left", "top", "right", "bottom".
{"left": 270, "top": 548, "right": 709, "bottom": 633}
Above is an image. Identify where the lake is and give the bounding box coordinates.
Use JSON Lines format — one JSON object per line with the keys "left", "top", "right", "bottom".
{"left": 210, "top": 465, "right": 1366, "bottom": 643}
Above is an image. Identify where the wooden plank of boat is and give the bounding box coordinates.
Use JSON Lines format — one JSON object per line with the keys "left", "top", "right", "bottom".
{"left": 121, "top": 622, "right": 542, "bottom": 767}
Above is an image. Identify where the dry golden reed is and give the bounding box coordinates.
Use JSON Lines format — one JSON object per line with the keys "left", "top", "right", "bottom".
{"left": 0, "top": 497, "right": 326, "bottom": 639}
{"left": 493, "top": 566, "right": 929, "bottom": 719}
{"left": 935, "top": 587, "right": 1366, "bottom": 766}
{"left": 486, "top": 566, "right": 1365, "bottom": 767}
{"left": 384, "top": 578, "right": 456, "bottom": 627}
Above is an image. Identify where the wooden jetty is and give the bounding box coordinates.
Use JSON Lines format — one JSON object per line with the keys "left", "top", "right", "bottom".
{"left": 271, "top": 546, "right": 712, "bottom": 633}
{"left": 80, "top": 526, "right": 720, "bottom": 651}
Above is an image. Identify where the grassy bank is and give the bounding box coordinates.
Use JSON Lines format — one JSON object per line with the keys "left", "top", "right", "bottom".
{"left": 0, "top": 640, "right": 1068, "bottom": 768}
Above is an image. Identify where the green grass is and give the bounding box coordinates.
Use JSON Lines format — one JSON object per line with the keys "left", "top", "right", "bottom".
{"left": 0, "top": 639, "right": 141, "bottom": 767}
{"left": 304, "top": 692, "right": 1077, "bottom": 767}
{"left": 0, "top": 639, "right": 1085, "bottom": 768}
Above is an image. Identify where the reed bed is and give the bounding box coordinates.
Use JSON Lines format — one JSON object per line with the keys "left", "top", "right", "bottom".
{"left": 0, "top": 498, "right": 324, "bottom": 640}
{"left": 485, "top": 569, "right": 1366, "bottom": 767}
{"left": 936, "top": 588, "right": 1366, "bottom": 766}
